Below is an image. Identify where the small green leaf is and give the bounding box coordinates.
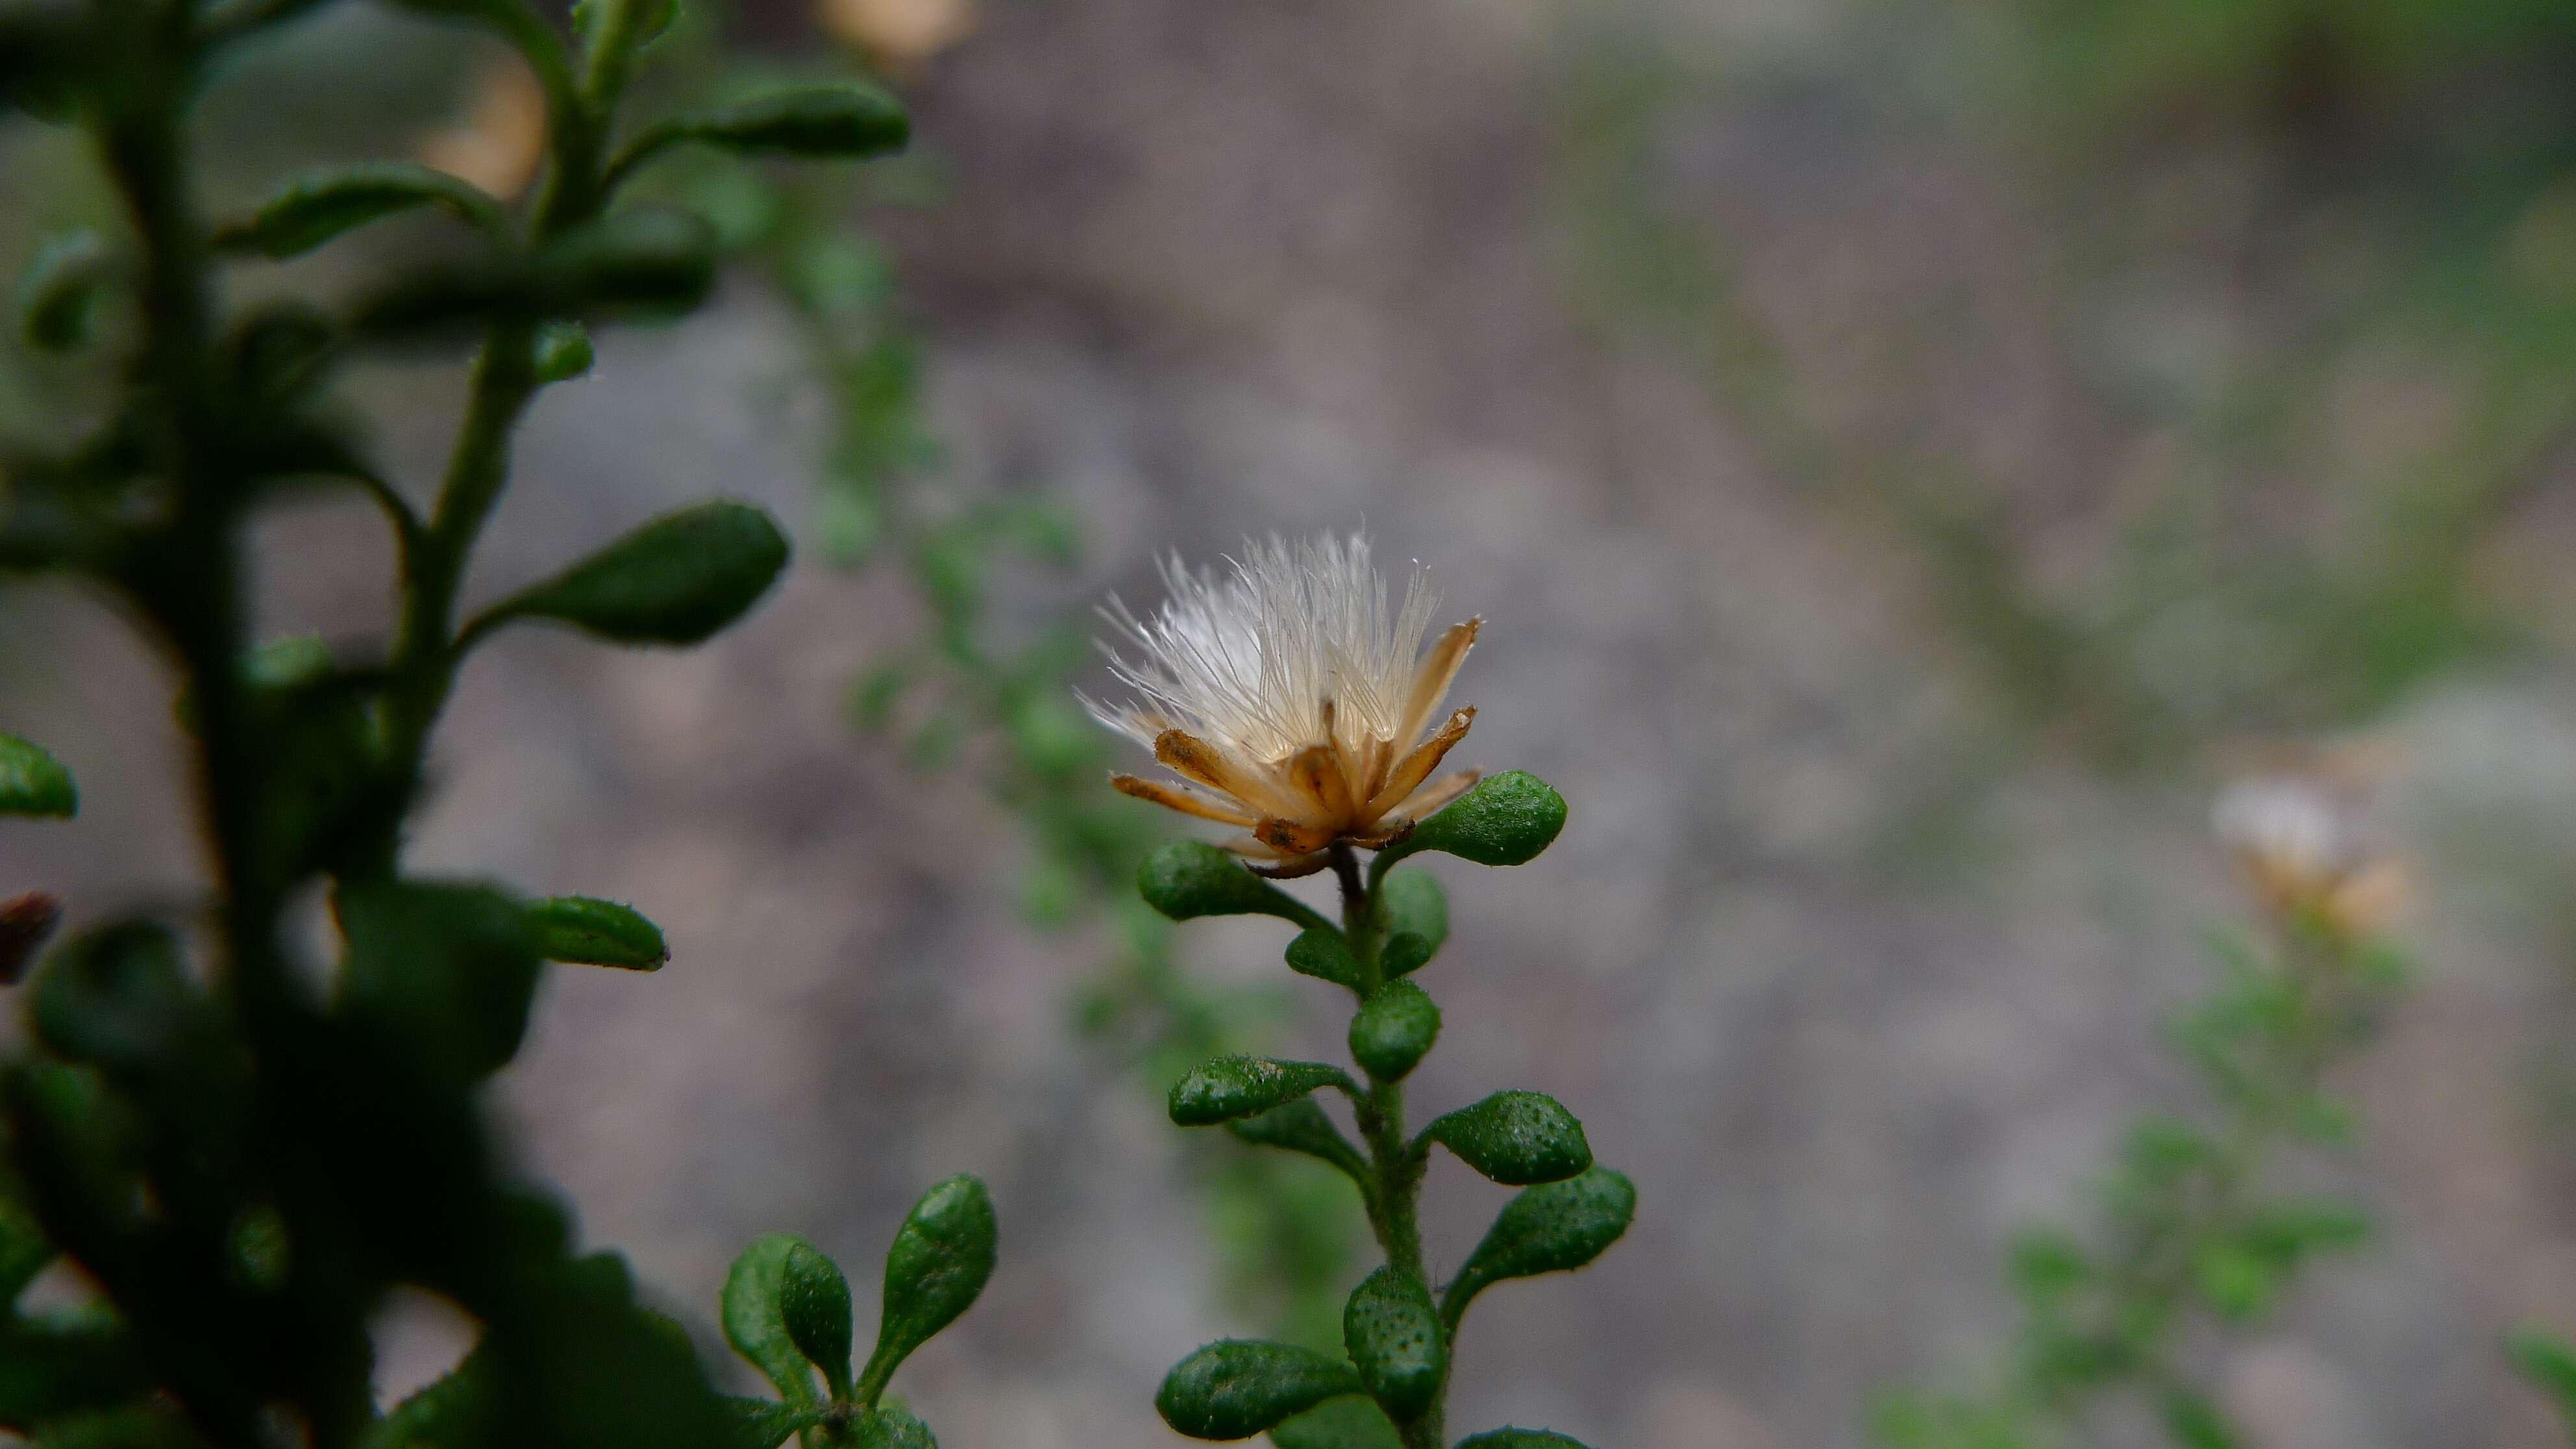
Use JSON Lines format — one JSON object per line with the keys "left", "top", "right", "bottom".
{"left": 859, "top": 1175, "right": 997, "bottom": 1400}
{"left": 541, "top": 206, "right": 719, "bottom": 314}
{"left": 334, "top": 882, "right": 541, "bottom": 1084}
{"left": 1341, "top": 1267, "right": 1443, "bottom": 1422}
{"left": 2156, "top": 1387, "right": 2239, "bottom": 1449}
{"left": 1285, "top": 929, "right": 1362, "bottom": 990}
{"left": 1453, "top": 1431, "right": 1591, "bottom": 1448}
{"left": 1169, "top": 1056, "right": 1354, "bottom": 1127}
{"left": 364, "top": 1346, "right": 499, "bottom": 1449}
{"left": 494, "top": 500, "right": 789, "bottom": 646}
{"left": 642, "top": 85, "right": 908, "bottom": 162}
{"left": 1446, "top": 1167, "right": 1632, "bottom": 1324}
{"left": 1267, "top": 1394, "right": 1400, "bottom": 1449}
{"left": 1347, "top": 982, "right": 1438, "bottom": 1082}
{"left": 1389, "top": 772, "right": 1565, "bottom": 868}
{"left": 723, "top": 1233, "right": 823, "bottom": 1406}
{"left": 852, "top": 1404, "right": 937, "bottom": 1448}
{"left": 2509, "top": 1326, "right": 2576, "bottom": 1427}
{"left": 534, "top": 320, "right": 595, "bottom": 382}
{"left": 2005, "top": 1228, "right": 2088, "bottom": 1304}
{"left": 525, "top": 895, "right": 669, "bottom": 969}
{"left": 215, "top": 162, "right": 504, "bottom": 258}
{"left": 2191, "top": 1241, "right": 2272, "bottom": 1321}
{"left": 18, "top": 230, "right": 110, "bottom": 352}
{"left": 1378, "top": 934, "right": 1432, "bottom": 980}
{"left": 1423, "top": 1091, "right": 1591, "bottom": 1186}
{"left": 1226, "top": 1100, "right": 1366, "bottom": 1177}
{"left": 1139, "top": 843, "right": 1328, "bottom": 930}
{"left": 1376, "top": 871, "right": 1446, "bottom": 960}
{"left": 782, "top": 1240, "right": 855, "bottom": 1399}
{"left": 1156, "top": 1340, "right": 1363, "bottom": 1441}
{"left": 29, "top": 921, "right": 216, "bottom": 1078}
{"left": 0, "top": 734, "right": 77, "bottom": 817}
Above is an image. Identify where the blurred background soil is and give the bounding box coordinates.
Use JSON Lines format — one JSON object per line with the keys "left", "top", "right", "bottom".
{"left": 11, "top": 0, "right": 2576, "bottom": 1444}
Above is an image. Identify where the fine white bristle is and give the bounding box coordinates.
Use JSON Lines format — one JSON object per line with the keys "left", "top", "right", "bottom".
{"left": 1084, "top": 534, "right": 1439, "bottom": 764}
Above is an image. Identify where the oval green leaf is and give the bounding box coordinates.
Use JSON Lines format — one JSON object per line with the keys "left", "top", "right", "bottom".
{"left": 722, "top": 1232, "right": 823, "bottom": 1406}
{"left": 1394, "top": 772, "right": 1565, "bottom": 868}
{"left": 534, "top": 320, "right": 595, "bottom": 382}
{"left": 1423, "top": 1091, "right": 1591, "bottom": 1186}
{"left": 1447, "top": 1167, "right": 1633, "bottom": 1324}
{"left": 1224, "top": 1100, "right": 1366, "bottom": 1179}
{"left": 1376, "top": 870, "right": 1446, "bottom": 961}
{"left": 1285, "top": 928, "right": 1361, "bottom": 990}
{"left": 215, "top": 162, "right": 504, "bottom": 259}
{"left": 858, "top": 1174, "right": 997, "bottom": 1400}
{"left": 29, "top": 920, "right": 208, "bottom": 1075}
{"left": 495, "top": 500, "right": 789, "bottom": 646}
{"left": 334, "top": 882, "right": 541, "bottom": 1084}
{"left": 541, "top": 206, "right": 718, "bottom": 315}
{"left": 1170, "top": 1056, "right": 1354, "bottom": 1127}
{"left": 525, "top": 895, "right": 668, "bottom": 969}
{"left": 781, "top": 1239, "right": 855, "bottom": 1398}
{"left": 0, "top": 734, "right": 77, "bottom": 817}
{"left": 1139, "top": 843, "right": 1326, "bottom": 929}
{"left": 1347, "top": 982, "right": 1439, "bottom": 1082}
{"left": 1155, "top": 1339, "right": 1363, "bottom": 1441}
{"left": 1342, "top": 1267, "right": 1443, "bottom": 1422}
{"left": 655, "top": 84, "right": 908, "bottom": 160}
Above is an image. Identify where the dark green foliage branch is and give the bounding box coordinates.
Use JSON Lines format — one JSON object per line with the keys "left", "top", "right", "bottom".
{"left": 1139, "top": 775, "right": 1621, "bottom": 1449}
{"left": 606, "top": 32, "right": 1365, "bottom": 1341}
{"left": 0, "top": 3, "right": 987, "bottom": 1444}
{"left": 1871, "top": 914, "right": 2405, "bottom": 1449}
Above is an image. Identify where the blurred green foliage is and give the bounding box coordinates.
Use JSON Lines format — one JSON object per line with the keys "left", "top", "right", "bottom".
{"left": 1873, "top": 919, "right": 2404, "bottom": 1449}
{"left": 611, "top": 10, "right": 1365, "bottom": 1348}
{"left": 0, "top": 0, "right": 989, "bottom": 1441}
{"left": 1548, "top": 0, "right": 2576, "bottom": 784}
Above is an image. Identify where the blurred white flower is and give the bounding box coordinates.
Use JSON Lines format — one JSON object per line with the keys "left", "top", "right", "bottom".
{"left": 1086, "top": 534, "right": 1480, "bottom": 877}
{"left": 2211, "top": 765, "right": 2405, "bottom": 937}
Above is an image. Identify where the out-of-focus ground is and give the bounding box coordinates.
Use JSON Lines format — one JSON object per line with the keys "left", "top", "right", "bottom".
{"left": 11, "top": 0, "right": 2576, "bottom": 1445}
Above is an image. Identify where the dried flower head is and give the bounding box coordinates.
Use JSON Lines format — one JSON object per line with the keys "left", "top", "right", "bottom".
{"left": 1087, "top": 534, "right": 1481, "bottom": 878}
{"left": 2211, "top": 769, "right": 2406, "bottom": 937}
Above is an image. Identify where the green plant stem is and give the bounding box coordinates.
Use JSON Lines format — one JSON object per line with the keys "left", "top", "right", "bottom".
{"left": 1333, "top": 842, "right": 1444, "bottom": 1449}
{"left": 383, "top": 5, "right": 628, "bottom": 839}
{"left": 86, "top": 16, "right": 391, "bottom": 1446}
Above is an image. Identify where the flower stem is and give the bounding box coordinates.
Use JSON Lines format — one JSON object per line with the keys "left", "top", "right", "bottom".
{"left": 1332, "top": 843, "right": 1445, "bottom": 1449}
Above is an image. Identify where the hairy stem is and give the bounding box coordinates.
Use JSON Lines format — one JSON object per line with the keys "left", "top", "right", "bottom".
{"left": 1334, "top": 843, "right": 1444, "bottom": 1449}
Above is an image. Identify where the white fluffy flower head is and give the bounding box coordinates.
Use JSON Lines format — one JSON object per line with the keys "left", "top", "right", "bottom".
{"left": 1086, "top": 534, "right": 1481, "bottom": 875}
